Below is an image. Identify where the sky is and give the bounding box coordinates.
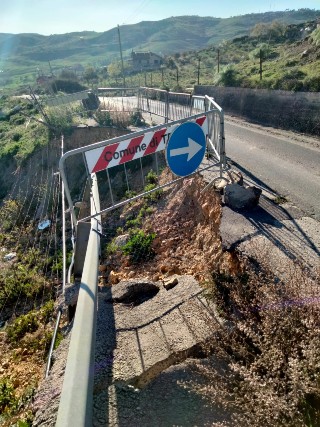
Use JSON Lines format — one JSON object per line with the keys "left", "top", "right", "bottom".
{"left": 1, "top": 0, "right": 320, "bottom": 35}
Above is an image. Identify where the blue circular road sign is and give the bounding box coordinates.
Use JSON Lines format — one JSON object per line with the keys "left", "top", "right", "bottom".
{"left": 165, "top": 122, "right": 206, "bottom": 177}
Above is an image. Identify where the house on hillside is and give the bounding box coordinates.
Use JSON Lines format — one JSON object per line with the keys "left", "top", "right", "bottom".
{"left": 36, "top": 75, "right": 54, "bottom": 85}
{"left": 130, "top": 51, "right": 163, "bottom": 71}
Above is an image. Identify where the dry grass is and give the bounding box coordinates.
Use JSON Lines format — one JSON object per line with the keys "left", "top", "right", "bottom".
{"left": 190, "top": 255, "right": 320, "bottom": 426}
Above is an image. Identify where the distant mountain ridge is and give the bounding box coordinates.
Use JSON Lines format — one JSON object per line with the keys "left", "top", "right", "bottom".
{"left": 0, "top": 9, "right": 319, "bottom": 86}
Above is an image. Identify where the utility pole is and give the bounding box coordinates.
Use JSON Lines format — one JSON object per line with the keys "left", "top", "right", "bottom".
{"left": 48, "top": 61, "right": 54, "bottom": 77}
{"left": 161, "top": 67, "right": 164, "bottom": 86}
{"left": 29, "top": 86, "right": 51, "bottom": 125}
{"left": 176, "top": 67, "right": 179, "bottom": 86}
{"left": 259, "top": 49, "right": 263, "bottom": 80}
{"left": 117, "top": 25, "right": 126, "bottom": 88}
{"left": 197, "top": 58, "right": 201, "bottom": 85}
{"left": 217, "top": 49, "right": 220, "bottom": 73}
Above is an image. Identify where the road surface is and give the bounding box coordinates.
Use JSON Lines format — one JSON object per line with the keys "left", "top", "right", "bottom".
{"left": 225, "top": 116, "right": 320, "bottom": 220}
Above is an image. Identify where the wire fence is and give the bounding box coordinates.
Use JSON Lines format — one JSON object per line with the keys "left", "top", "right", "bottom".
{"left": 0, "top": 137, "right": 62, "bottom": 373}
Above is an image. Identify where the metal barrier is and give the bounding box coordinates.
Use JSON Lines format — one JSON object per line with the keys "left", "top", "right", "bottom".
{"left": 97, "top": 87, "right": 138, "bottom": 97}
{"left": 59, "top": 110, "right": 220, "bottom": 226}
{"left": 137, "top": 87, "right": 225, "bottom": 169}
{"left": 204, "top": 95, "right": 226, "bottom": 172}
{"left": 55, "top": 87, "right": 226, "bottom": 425}
{"left": 56, "top": 174, "right": 101, "bottom": 427}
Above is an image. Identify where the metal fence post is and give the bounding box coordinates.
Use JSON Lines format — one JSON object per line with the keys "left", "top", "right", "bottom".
{"left": 165, "top": 90, "right": 169, "bottom": 123}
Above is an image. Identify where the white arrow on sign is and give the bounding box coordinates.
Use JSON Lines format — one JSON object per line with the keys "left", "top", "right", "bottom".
{"left": 170, "top": 138, "right": 203, "bottom": 161}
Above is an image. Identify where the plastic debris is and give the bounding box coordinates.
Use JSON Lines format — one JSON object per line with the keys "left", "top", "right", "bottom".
{"left": 4, "top": 252, "right": 16, "bottom": 261}
{"left": 38, "top": 219, "right": 51, "bottom": 230}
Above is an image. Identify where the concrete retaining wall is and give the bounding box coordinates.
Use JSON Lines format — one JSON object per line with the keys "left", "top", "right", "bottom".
{"left": 194, "top": 85, "right": 320, "bottom": 135}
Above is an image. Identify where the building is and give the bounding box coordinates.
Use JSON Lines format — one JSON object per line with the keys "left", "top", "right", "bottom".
{"left": 130, "top": 51, "right": 163, "bottom": 71}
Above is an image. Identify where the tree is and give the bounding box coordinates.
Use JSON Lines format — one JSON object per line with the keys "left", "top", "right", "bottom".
{"left": 59, "top": 70, "right": 78, "bottom": 80}
{"left": 250, "top": 20, "right": 286, "bottom": 41}
{"left": 83, "top": 67, "right": 98, "bottom": 84}
{"left": 218, "top": 66, "right": 240, "bottom": 87}
{"left": 107, "top": 61, "right": 122, "bottom": 79}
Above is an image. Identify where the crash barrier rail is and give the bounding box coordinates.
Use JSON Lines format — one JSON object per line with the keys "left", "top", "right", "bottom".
{"left": 56, "top": 174, "right": 101, "bottom": 426}
{"left": 55, "top": 88, "right": 226, "bottom": 426}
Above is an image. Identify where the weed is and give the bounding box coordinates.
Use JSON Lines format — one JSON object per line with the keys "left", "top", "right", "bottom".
{"left": 6, "top": 300, "right": 54, "bottom": 344}
{"left": 125, "top": 217, "right": 142, "bottom": 229}
{"left": 190, "top": 258, "right": 320, "bottom": 427}
{"left": 130, "top": 111, "right": 145, "bottom": 127}
{"left": 143, "top": 183, "right": 163, "bottom": 202}
{"left": 95, "top": 109, "right": 113, "bottom": 126}
{"left": 273, "top": 195, "right": 288, "bottom": 205}
{"left": 124, "top": 190, "right": 137, "bottom": 200}
{"left": 122, "top": 229, "right": 156, "bottom": 264}
{"left": 0, "top": 378, "right": 18, "bottom": 414}
{"left": 145, "top": 169, "right": 158, "bottom": 185}
{"left": 105, "top": 240, "right": 119, "bottom": 256}
{"left": 6, "top": 312, "right": 39, "bottom": 343}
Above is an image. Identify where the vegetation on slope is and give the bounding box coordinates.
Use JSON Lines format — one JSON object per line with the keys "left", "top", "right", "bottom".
{"left": 0, "top": 97, "right": 49, "bottom": 165}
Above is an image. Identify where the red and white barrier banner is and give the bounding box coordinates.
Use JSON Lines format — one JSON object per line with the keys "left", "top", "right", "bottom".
{"left": 85, "top": 116, "right": 207, "bottom": 173}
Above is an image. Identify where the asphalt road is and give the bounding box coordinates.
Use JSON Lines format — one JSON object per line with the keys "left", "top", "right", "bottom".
{"left": 224, "top": 116, "right": 320, "bottom": 220}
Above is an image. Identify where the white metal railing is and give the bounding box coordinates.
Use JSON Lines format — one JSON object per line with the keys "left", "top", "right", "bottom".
{"left": 138, "top": 87, "right": 225, "bottom": 169}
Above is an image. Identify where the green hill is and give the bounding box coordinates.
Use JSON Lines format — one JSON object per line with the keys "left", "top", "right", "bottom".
{"left": 0, "top": 9, "right": 319, "bottom": 89}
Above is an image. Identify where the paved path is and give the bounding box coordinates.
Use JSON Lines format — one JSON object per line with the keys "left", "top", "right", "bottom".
{"left": 93, "top": 276, "right": 229, "bottom": 426}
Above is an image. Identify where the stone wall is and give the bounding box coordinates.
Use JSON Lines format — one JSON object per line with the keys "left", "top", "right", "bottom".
{"left": 194, "top": 85, "right": 320, "bottom": 135}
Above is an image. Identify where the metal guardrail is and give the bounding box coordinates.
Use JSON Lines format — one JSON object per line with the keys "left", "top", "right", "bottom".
{"left": 56, "top": 174, "right": 101, "bottom": 427}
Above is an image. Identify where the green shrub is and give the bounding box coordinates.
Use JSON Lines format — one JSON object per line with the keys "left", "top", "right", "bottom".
{"left": 218, "top": 66, "right": 241, "bottom": 87}
{"left": 130, "top": 111, "right": 145, "bottom": 127}
{"left": 124, "top": 190, "right": 137, "bottom": 199}
{"left": 303, "top": 76, "right": 320, "bottom": 92}
{"left": 0, "top": 263, "right": 46, "bottom": 306}
{"left": 50, "top": 78, "right": 86, "bottom": 94}
{"left": 95, "top": 109, "right": 113, "bottom": 126}
{"left": 105, "top": 240, "right": 119, "bottom": 256}
{"left": 0, "top": 199, "right": 21, "bottom": 231}
{"left": 145, "top": 169, "right": 158, "bottom": 185}
{"left": 125, "top": 217, "right": 142, "bottom": 229}
{"left": 0, "top": 378, "right": 17, "bottom": 414}
{"left": 250, "top": 43, "right": 271, "bottom": 60}
{"left": 6, "top": 300, "right": 54, "bottom": 344}
{"left": 143, "top": 183, "right": 163, "bottom": 202}
{"left": 122, "top": 229, "right": 156, "bottom": 264}
{"left": 6, "top": 312, "right": 39, "bottom": 343}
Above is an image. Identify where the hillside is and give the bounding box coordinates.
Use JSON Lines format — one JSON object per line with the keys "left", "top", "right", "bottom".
{"left": 0, "top": 8, "right": 319, "bottom": 89}
{"left": 162, "top": 18, "right": 320, "bottom": 92}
